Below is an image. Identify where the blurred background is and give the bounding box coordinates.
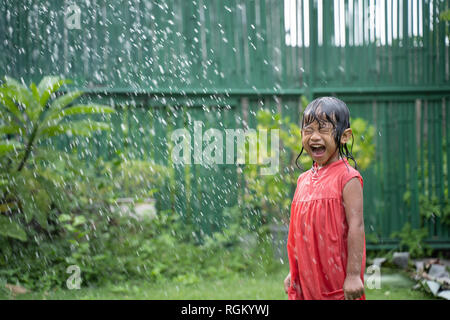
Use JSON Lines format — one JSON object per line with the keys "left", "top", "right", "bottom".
{"left": 0, "top": 0, "right": 449, "bottom": 299}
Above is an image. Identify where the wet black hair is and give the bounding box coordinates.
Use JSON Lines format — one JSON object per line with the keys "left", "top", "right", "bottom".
{"left": 295, "top": 96, "right": 357, "bottom": 171}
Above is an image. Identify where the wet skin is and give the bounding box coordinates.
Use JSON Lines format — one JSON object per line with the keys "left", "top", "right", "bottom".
{"left": 301, "top": 119, "right": 352, "bottom": 167}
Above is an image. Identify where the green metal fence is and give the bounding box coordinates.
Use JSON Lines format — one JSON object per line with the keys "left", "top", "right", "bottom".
{"left": 344, "top": 96, "right": 450, "bottom": 249}
{"left": 1, "top": 0, "right": 450, "bottom": 248}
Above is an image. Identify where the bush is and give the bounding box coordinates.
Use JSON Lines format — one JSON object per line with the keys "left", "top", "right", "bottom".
{"left": 0, "top": 75, "right": 114, "bottom": 241}
{"left": 0, "top": 75, "right": 283, "bottom": 292}
{"left": 0, "top": 162, "right": 276, "bottom": 291}
{"left": 390, "top": 222, "right": 432, "bottom": 258}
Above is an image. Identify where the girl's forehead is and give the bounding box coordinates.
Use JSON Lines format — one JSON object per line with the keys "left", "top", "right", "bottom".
{"left": 303, "top": 112, "right": 335, "bottom": 127}
{"left": 303, "top": 120, "right": 334, "bottom": 128}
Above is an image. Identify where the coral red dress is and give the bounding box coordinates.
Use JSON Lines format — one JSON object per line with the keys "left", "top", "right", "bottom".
{"left": 287, "top": 158, "right": 366, "bottom": 300}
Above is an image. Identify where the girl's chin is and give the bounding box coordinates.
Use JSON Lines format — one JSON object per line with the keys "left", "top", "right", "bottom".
{"left": 310, "top": 153, "right": 334, "bottom": 166}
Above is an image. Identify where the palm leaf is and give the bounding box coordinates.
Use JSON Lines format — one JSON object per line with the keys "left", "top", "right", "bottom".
{"left": 0, "top": 140, "right": 22, "bottom": 155}
{"left": 40, "top": 120, "right": 110, "bottom": 138}
{"left": 30, "top": 82, "right": 40, "bottom": 103}
{"left": 0, "top": 87, "right": 26, "bottom": 125}
{"left": 48, "top": 90, "right": 84, "bottom": 114}
{"left": 4, "top": 76, "right": 27, "bottom": 90}
{"left": 37, "top": 76, "right": 72, "bottom": 108}
{"left": 46, "top": 104, "right": 115, "bottom": 123}
{"left": 0, "top": 124, "right": 25, "bottom": 136}
{"left": 41, "top": 90, "right": 84, "bottom": 127}
{"left": 2, "top": 77, "right": 37, "bottom": 121}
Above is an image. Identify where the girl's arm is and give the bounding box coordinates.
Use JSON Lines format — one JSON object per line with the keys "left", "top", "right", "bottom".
{"left": 342, "top": 177, "right": 365, "bottom": 300}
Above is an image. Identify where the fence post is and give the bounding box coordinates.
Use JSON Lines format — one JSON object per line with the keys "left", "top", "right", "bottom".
{"left": 308, "top": 0, "right": 317, "bottom": 100}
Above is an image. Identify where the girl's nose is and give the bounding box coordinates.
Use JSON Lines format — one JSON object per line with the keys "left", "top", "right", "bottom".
{"left": 310, "top": 131, "right": 321, "bottom": 141}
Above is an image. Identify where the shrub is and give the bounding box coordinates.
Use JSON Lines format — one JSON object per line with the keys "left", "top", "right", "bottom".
{"left": 0, "top": 75, "right": 114, "bottom": 241}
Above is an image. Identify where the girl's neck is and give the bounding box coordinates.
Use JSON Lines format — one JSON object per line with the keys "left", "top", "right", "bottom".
{"left": 317, "top": 150, "right": 342, "bottom": 169}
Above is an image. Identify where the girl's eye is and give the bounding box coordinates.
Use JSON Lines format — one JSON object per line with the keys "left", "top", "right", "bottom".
{"left": 319, "top": 128, "right": 333, "bottom": 134}
{"left": 302, "top": 128, "right": 332, "bottom": 135}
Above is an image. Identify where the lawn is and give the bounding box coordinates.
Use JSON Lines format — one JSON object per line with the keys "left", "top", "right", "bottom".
{"left": 1, "top": 267, "right": 437, "bottom": 300}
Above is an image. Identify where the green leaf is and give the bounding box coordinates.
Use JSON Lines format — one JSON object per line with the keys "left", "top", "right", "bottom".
{"left": 0, "top": 124, "right": 24, "bottom": 136}
{"left": 0, "top": 140, "right": 22, "bottom": 155}
{"left": 12, "top": 171, "right": 36, "bottom": 223}
{"left": 0, "top": 202, "right": 16, "bottom": 213}
{"left": 37, "top": 76, "right": 72, "bottom": 107}
{"left": 34, "top": 210, "right": 49, "bottom": 229}
{"left": 34, "top": 189, "right": 50, "bottom": 229}
{"left": 0, "top": 87, "right": 26, "bottom": 125}
{"left": 46, "top": 104, "right": 115, "bottom": 123}
{"left": 73, "top": 215, "right": 87, "bottom": 227}
{"left": 2, "top": 77, "right": 37, "bottom": 120}
{"left": 45, "top": 90, "right": 84, "bottom": 120}
{"left": 65, "top": 224, "right": 76, "bottom": 233}
{"left": 40, "top": 120, "right": 110, "bottom": 138}
{"left": 21, "top": 196, "right": 35, "bottom": 224}
{"left": 351, "top": 118, "right": 366, "bottom": 133}
{"left": 30, "top": 82, "right": 40, "bottom": 103}
{"left": 4, "top": 76, "right": 27, "bottom": 90}
{"left": 0, "top": 215, "right": 27, "bottom": 241}
{"left": 58, "top": 214, "right": 72, "bottom": 223}
{"left": 440, "top": 10, "right": 450, "bottom": 21}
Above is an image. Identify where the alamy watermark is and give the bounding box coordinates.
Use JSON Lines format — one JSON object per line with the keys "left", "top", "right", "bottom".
{"left": 64, "top": 4, "right": 82, "bottom": 30}
{"left": 170, "top": 121, "right": 279, "bottom": 175}
{"left": 365, "top": 265, "right": 381, "bottom": 290}
{"left": 66, "top": 265, "right": 82, "bottom": 290}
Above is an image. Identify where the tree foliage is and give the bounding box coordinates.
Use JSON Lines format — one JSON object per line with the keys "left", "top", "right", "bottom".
{"left": 0, "top": 75, "right": 114, "bottom": 241}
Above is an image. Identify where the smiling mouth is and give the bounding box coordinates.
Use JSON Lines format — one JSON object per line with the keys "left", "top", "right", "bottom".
{"left": 310, "top": 145, "right": 326, "bottom": 156}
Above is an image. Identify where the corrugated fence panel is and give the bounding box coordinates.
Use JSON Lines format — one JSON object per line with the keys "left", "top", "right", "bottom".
{"left": 3, "top": 0, "right": 449, "bottom": 90}
{"left": 1, "top": 0, "right": 450, "bottom": 247}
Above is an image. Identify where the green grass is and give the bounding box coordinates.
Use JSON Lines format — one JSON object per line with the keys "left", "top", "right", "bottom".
{"left": 364, "top": 268, "right": 436, "bottom": 300}
{"left": 2, "top": 269, "right": 289, "bottom": 300}
{"left": 0, "top": 267, "right": 437, "bottom": 300}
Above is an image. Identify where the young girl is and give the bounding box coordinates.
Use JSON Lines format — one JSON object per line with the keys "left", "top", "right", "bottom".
{"left": 284, "top": 97, "right": 366, "bottom": 300}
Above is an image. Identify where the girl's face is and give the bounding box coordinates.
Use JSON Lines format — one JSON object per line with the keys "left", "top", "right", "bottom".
{"left": 301, "top": 116, "right": 352, "bottom": 167}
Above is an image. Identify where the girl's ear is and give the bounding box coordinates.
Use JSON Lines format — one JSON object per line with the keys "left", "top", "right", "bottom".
{"left": 340, "top": 128, "right": 352, "bottom": 145}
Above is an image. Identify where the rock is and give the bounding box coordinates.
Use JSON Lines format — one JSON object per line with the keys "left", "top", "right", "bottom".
{"left": 426, "top": 258, "right": 440, "bottom": 266}
{"left": 134, "top": 200, "right": 157, "bottom": 220}
{"left": 414, "top": 261, "right": 424, "bottom": 273}
{"left": 392, "top": 252, "right": 410, "bottom": 269}
{"left": 437, "top": 290, "right": 450, "bottom": 300}
{"left": 426, "top": 280, "right": 441, "bottom": 296}
{"left": 111, "top": 198, "right": 157, "bottom": 220}
{"left": 111, "top": 197, "right": 134, "bottom": 217}
{"left": 428, "top": 264, "right": 449, "bottom": 279}
{"left": 411, "top": 258, "right": 450, "bottom": 297}
{"left": 5, "top": 284, "right": 28, "bottom": 295}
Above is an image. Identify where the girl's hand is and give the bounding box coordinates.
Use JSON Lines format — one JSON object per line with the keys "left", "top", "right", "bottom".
{"left": 284, "top": 273, "right": 291, "bottom": 294}
{"left": 343, "top": 275, "right": 364, "bottom": 300}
